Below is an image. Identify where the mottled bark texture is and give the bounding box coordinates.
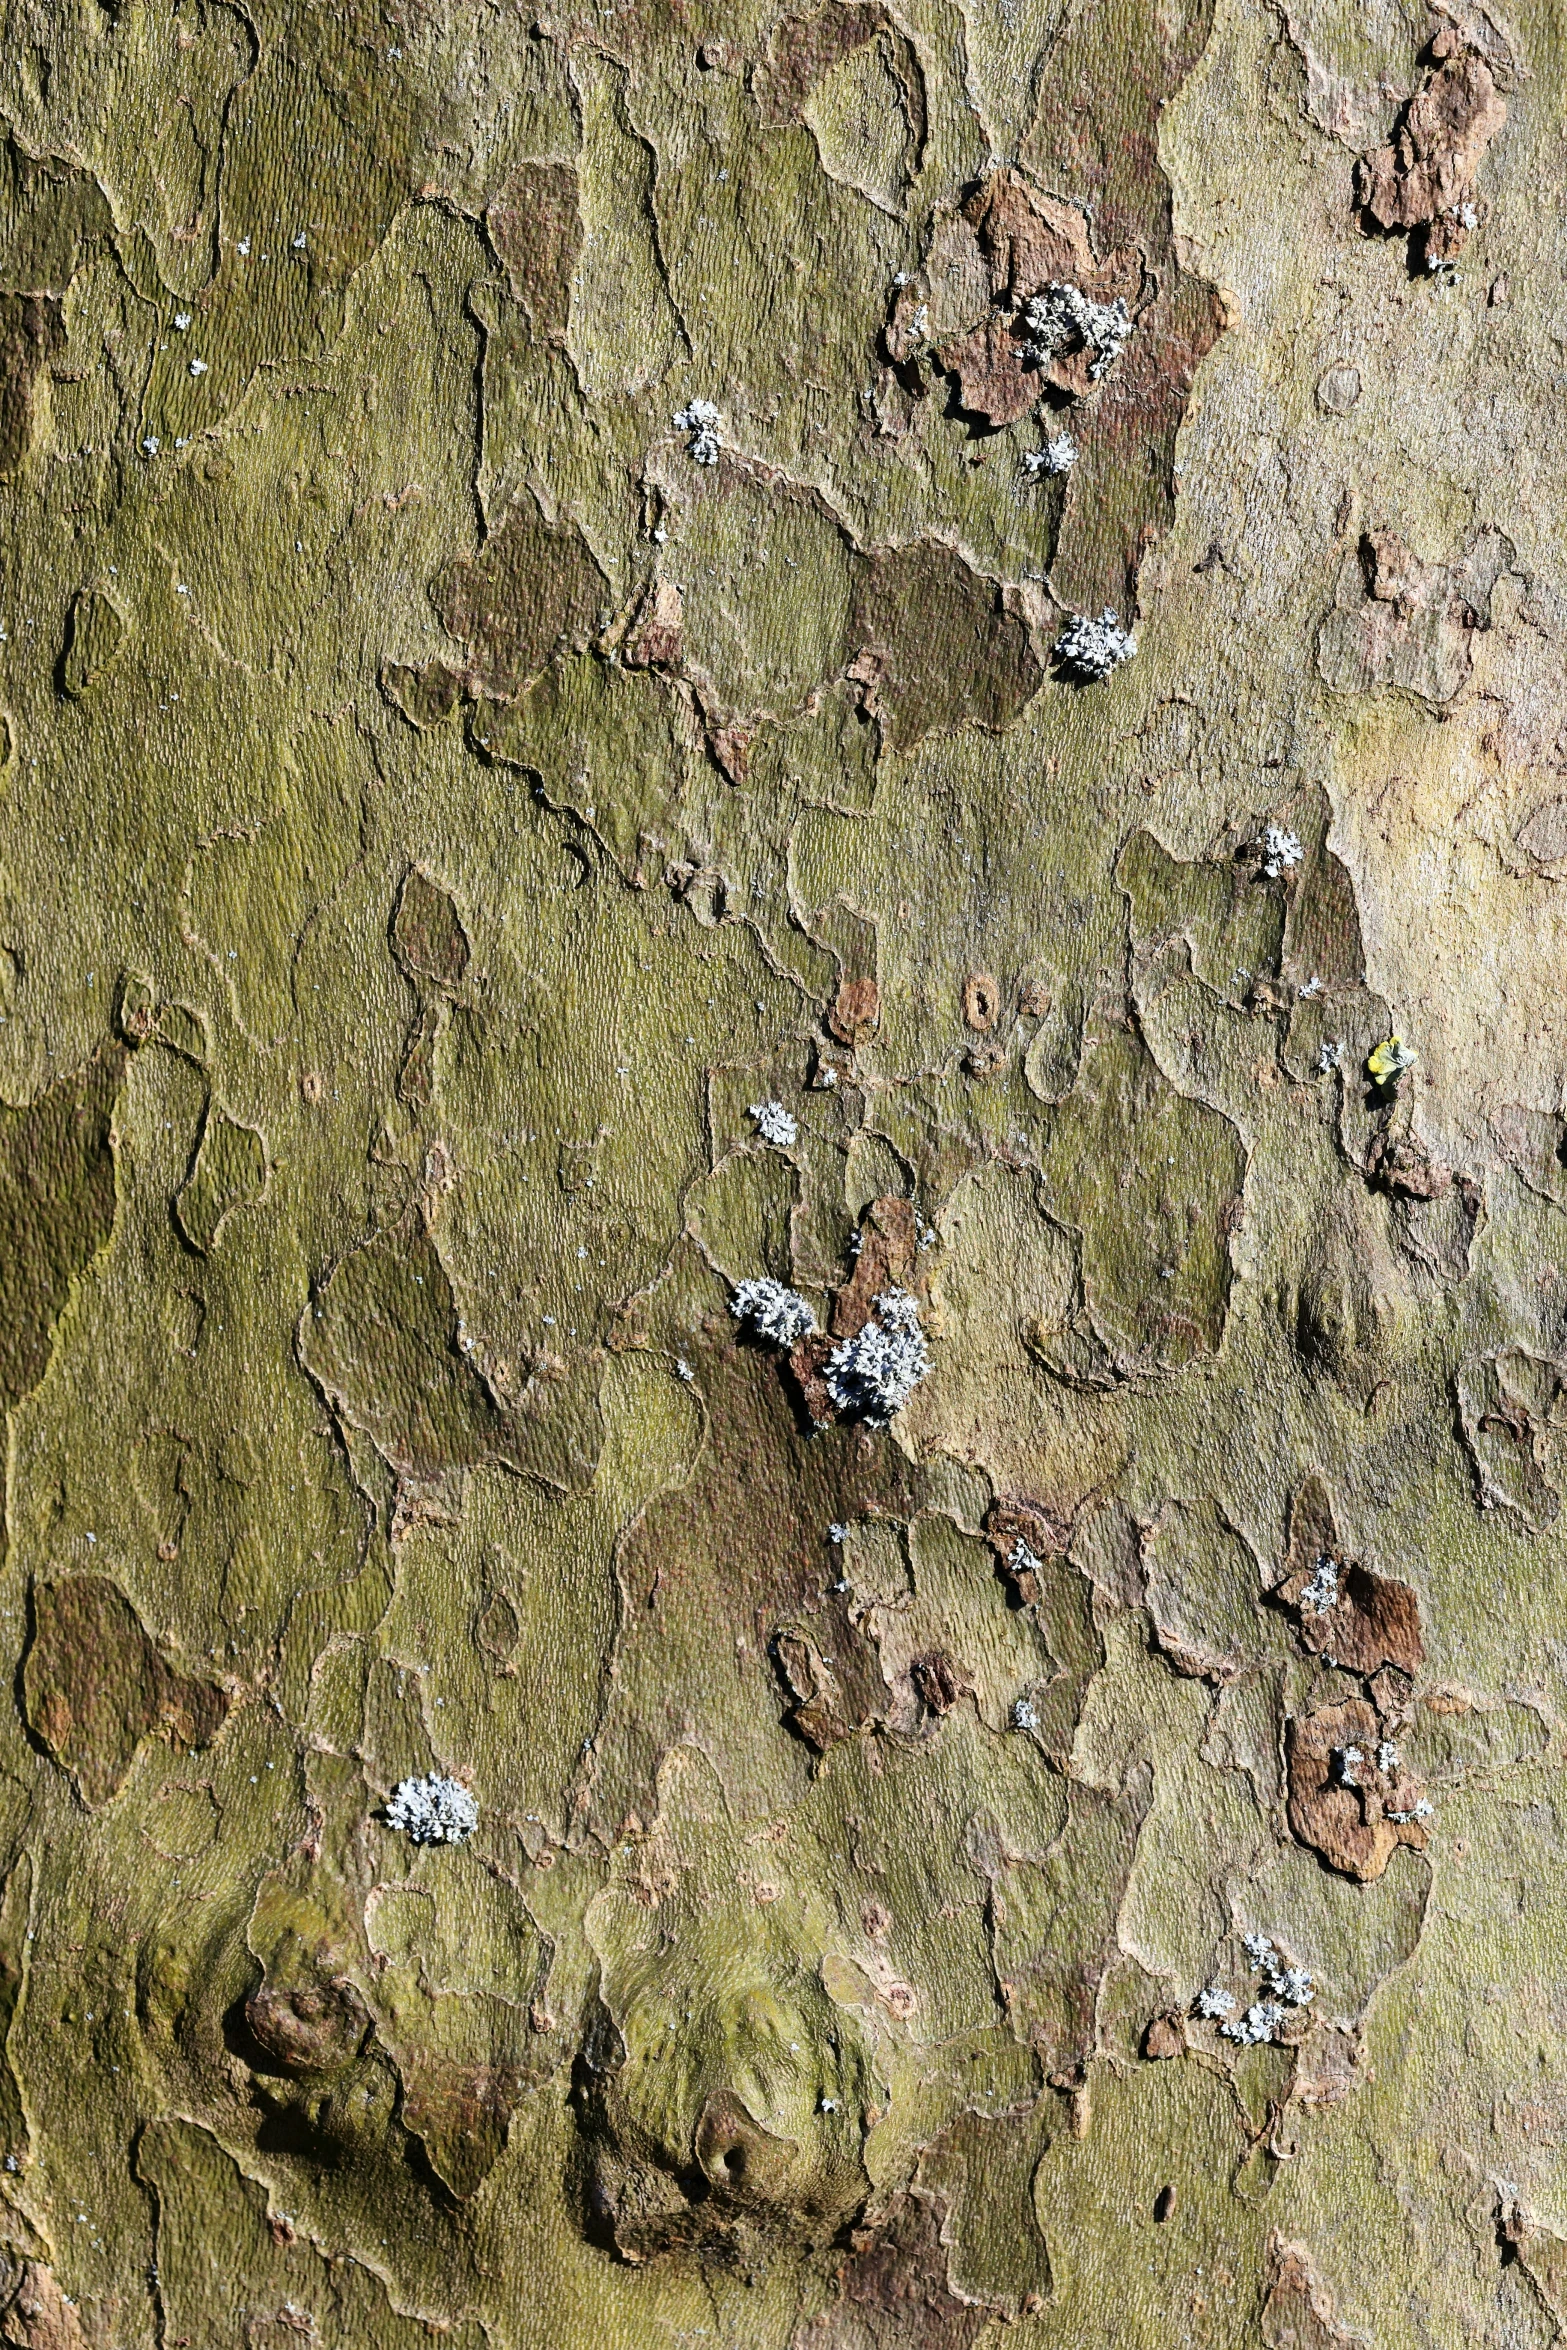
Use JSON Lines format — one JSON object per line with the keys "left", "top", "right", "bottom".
{"left": 0, "top": 0, "right": 1558, "bottom": 2342}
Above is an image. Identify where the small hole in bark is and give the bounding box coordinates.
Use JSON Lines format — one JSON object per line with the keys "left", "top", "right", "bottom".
{"left": 1153, "top": 2184, "right": 1176, "bottom": 2223}
{"left": 961, "top": 972, "right": 999, "bottom": 1032}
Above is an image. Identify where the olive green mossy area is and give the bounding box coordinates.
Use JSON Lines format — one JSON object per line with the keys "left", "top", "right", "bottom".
{"left": 0, "top": 0, "right": 1562, "bottom": 2342}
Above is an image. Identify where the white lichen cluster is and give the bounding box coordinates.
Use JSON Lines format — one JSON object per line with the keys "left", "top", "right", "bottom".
{"left": 1388, "top": 1797, "right": 1435, "bottom": 1824}
{"left": 385, "top": 1774, "right": 479, "bottom": 1846}
{"left": 748, "top": 1099, "right": 798, "bottom": 1149}
{"left": 1261, "top": 822, "right": 1304, "bottom": 876}
{"left": 824, "top": 1289, "right": 931, "bottom": 1427}
{"left": 1299, "top": 1554, "right": 1340, "bottom": 1614}
{"left": 1317, "top": 1040, "right": 1342, "bottom": 1073}
{"left": 1336, "top": 1743, "right": 1364, "bottom": 1787}
{"left": 1053, "top": 608, "right": 1136, "bottom": 681}
{"left": 673, "top": 398, "right": 721, "bottom": 464}
{"left": 730, "top": 1278, "right": 817, "bottom": 1349}
{"left": 1021, "top": 433, "right": 1077, "bottom": 482}
{"left": 1377, "top": 1741, "right": 1399, "bottom": 1773}
{"left": 1012, "top": 1694, "right": 1039, "bottom": 1732}
{"left": 1203, "top": 1933, "right": 1315, "bottom": 2045}
{"left": 1011, "top": 1536, "right": 1043, "bottom": 1578}
{"left": 1020, "top": 282, "right": 1132, "bottom": 380}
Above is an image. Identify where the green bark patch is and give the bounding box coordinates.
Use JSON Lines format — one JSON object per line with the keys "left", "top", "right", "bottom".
{"left": 58, "top": 585, "right": 126, "bottom": 700}
{"left": 174, "top": 1105, "right": 267, "bottom": 1256}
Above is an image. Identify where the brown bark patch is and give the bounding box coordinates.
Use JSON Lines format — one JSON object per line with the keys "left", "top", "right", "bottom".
{"left": 0, "top": 2261, "right": 87, "bottom": 2350}
{"left": 1318, "top": 525, "right": 1513, "bottom": 706}
{"left": 0, "top": 1047, "right": 123, "bottom": 1412}
{"left": 392, "top": 867, "right": 470, "bottom": 995}
{"left": 848, "top": 543, "right": 1042, "bottom": 750}
{"left": 759, "top": 1, "right": 925, "bottom": 162}
{"left": 399, "top": 2053, "right": 523, "bottom": 2201}
{"left": 985, "top": 1495, "right": 1071, "bottom": 1603}
{"left": 23, "top": 1575, "right": 230, "bottom": 1809}
{"left": 1277, "top": 1474, "right": 1424, "bottom": 1676}
{"left": 1143, "top": 2013, "right": 1184, "bottom": 2060}
{"left": 772, "top": 1628, "right": 856, "bottom": 1753}
{"left": 1455, "top": 1347, "right": 1567, "bottom": 1531}
{"left": 623, "top": 576, "right": 683, "bottom": 671}
{"left": 244, "top": 1978, "right": 371, "bottom": 2077}
{"left": 432, "top": 500, "right": 607, "bottom": 699}
{"left": 0, "top": 295, "right": 61, "bottom": 478}
{"left": 1355, "top": 32, "right": 1505, "bottom": 267}
{"left": 789, "top": 1196, "right": 920, "bottom": 1425}
{"left": 795, "top": 2192, "right": 992, "bottom": 2349}
{"left": 1262, "top": 2231, "right": 1368, "bottom": 2347}
{"left": 827, "top": 976, "right": 881, "bottom": 1046}
{"left": 486, "top": 161, "right": 581, "bottom": 333}
{"left": 1285, "top": 1698, "right": 1428, "bottom": 1883}
{"left": 909, "top": 1651, "right": 970, "bottom": 1716}
{"left": 380, "top": 658, "right": 469, "bottom": 729}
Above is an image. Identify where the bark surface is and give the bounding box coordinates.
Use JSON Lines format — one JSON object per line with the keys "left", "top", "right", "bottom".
{"left": 0, "top": 1, "right": 1557, "bottom": 2344}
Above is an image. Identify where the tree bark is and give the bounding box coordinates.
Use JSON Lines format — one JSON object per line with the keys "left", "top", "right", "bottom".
{"left": 0, "top": 0, "right": 1549, "bottom": 2343}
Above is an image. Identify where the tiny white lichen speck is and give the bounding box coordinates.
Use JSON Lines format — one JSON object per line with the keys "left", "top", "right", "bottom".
{"left": 1011, "top": 1536, "right": 1043, "bottom": 1577}
{"left": 1261, "top": 822, "right": 1303, "bottom": 877}
{"left": 824, "top": 1290, "right": 931, "bottom": 1427}
{"left": 748, "top": 1099, "right": 798, "bottom": 1149}
{"left": 1300, "top": 1554, "right": 1339, "bottom": 1614}
{"left": 1020, "top": 282, "right": 1132, "bottom": 380}
{"left": 1054, "top": 608, "right": 1136, "bottom": 681}
{"left": 1317, "top": 1039, "right": 1342, "bottom": 1073}
{"left": 385, "top": 1774, "right": 478, "bottom": 1846}
{"left": 1336, "top": 1744, "right": 1364, "bottom": 1788}
{"left": 673, "top": 398, "right": 721, "bottom": 464}
{"left": 1377, "top": 1741, "right": 1400, "bottom": 1774}
{"left": 1012, "top": 1695, "right": 1039, "bottom": 1732}
{"left": 1021, "top": 433, "right": 1077, "bottom": 482}
{"left": 731, "top": 1277, "right": 817, "bottom": 1348}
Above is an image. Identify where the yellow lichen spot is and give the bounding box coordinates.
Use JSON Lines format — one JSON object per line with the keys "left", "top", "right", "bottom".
{"left": 1367, "top": 1036, "right": 1417, "bottom": 1084}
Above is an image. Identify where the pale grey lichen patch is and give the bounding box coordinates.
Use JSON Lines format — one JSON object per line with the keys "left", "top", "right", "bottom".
{"left": 673, "top": 399, "right": 721, "bottom": 464}
{"left": 1054, "top": 609, "right": 1136, "bottom": 680}
{"left": 824, "top": 1290, "right": 931, "bottom": 1426}
{"left": 731, "top": 1277, "right": 817, "bottom": 1348}
{"left": 1020, "top": 282, "right": 1132, "bottom": 380}
{"left": 1261, "top": 823, "right": 1303, "bottom": 876}
{"left": 385, "top": 1774, "right": 478, "bottom": 1845}
{"left": 748, "top": 1099, "right": 798, "bottom": 1148}
{"left": 1212, "top": 1936, "right": 1315, "bottom": 2042}
{"left": 1021, "top": 433, "right": 1077, "bottom": 483}
{"left": 1300, "top": 1555, "right": 1339, "bottom": 1614}
{"left": 1220, "top": 1999, "right": 1286, "bottom": 2045}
